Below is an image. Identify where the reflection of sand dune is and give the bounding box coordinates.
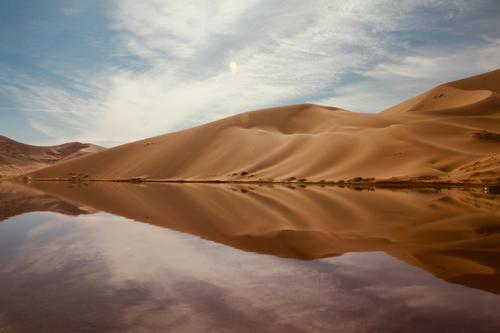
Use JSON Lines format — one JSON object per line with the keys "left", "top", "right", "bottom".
{"left": 0, "top": 181, "right": 95, "bottom": 221}
{"left": 27, "top": 69, "right": 500, "bottom": 183}
{"left": 30, "top": 182, "right": 500, "bottom": 295}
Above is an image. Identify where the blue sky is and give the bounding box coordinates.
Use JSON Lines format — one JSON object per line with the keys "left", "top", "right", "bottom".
{"left": 1, "top": 0, "right": 500, "bottom": 146}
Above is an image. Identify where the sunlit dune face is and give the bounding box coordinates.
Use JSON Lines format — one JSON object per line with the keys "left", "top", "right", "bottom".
{"left": 229, "top": 61, "right": 237, "bottom": 74}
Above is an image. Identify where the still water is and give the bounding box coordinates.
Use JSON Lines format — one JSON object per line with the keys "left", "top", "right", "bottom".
{"left": 0, "top": 181, "right": 499, "bottom": 332}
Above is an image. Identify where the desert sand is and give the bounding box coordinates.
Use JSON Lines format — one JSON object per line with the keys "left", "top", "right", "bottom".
{"left": 29, "top": 181, "right": 500, "bottom": 295}
{"left": 0, "top": 136, "right": 103, "bottom": 178}
{"left": 26, "top": 69, "right": 500, "bottom": 184}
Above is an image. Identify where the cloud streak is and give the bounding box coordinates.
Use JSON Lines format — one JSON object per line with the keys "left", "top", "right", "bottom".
{"left": 2, "top": 0, "right": 500, "bottom": 145}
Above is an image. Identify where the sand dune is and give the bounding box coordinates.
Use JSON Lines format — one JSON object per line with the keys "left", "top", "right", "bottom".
{"left": 29, "top": 182, "right": 500, "bottom": 295}
{"left": 27, "top": 69, "right": 500, "bottom": 183}
{"left": 0, "top": 136, "right": 104, "bottom": 178}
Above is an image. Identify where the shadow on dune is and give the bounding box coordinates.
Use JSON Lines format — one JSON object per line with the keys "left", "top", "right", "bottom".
{"left": 17, "top": 181, "right": 500, "bottom": 295}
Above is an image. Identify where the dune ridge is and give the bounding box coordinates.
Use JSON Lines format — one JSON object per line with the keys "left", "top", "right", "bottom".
{"left": 27, "top": 69, "right": 500, "bottom": 184}
{"left": 0, "top": 136, "right": 104, "bottom": 177}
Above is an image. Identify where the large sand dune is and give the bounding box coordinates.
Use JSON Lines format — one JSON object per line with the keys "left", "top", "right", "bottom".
{"left": 28, "top": 69, "right": 500, "bottom": 183}
{"left": 0, "top": 136, "right": 103, "bottom": 177}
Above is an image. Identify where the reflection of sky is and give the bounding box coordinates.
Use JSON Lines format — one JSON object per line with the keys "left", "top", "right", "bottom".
{"left": 1, "top": 211, "right": 500, "bottom": 332}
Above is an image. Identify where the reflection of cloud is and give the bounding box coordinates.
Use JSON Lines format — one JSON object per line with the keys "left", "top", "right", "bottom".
{"left": 2, "top": 211, "right": 500, "bottom": 332}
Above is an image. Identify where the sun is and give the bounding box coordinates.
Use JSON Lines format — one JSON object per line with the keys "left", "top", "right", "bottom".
{"left": 229, "top": 61, "right": 237, "bottom": 74}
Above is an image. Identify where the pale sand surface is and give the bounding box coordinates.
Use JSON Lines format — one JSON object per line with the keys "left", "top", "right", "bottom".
{"left": 26, "top": 69, "right": 500, "bottom": 184}
{"left": 30, "top": 181, "right": 500, "bottom": 296}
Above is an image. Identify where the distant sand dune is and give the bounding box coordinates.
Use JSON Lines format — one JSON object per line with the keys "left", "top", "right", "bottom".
{"left": 27, "top": 69, "right": 500, "bottom": 183}
{"left": 0, "top": 136, "right": 104, "bottom": 177}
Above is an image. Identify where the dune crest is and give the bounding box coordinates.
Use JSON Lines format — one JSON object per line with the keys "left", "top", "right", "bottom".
{"left": 27, "top": 69, "right": 500, "bottom": 183}
{"left": 383, "top": 86, "right": 493, "bottom": 113}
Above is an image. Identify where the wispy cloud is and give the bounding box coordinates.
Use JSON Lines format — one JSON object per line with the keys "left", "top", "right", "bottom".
{"left": 2, "top": 0, "right": 499, "bottom": 145}
{"left": 316, "top": 38, "right": 500, "bottom": 112}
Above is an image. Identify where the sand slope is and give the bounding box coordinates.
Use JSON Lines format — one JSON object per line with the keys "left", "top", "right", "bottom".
{"left": 0, "top": 136, "right": 104, "bottom": 177}
{"left": 30, "top": 182, "right": 500, "bottom": 295}
{"left": 28, "top": 69, "right": 500, "bottom": 183}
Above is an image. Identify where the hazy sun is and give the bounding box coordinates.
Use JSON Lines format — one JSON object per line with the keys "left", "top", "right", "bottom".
{"left": 229, "top": 61, "right": 238, "bottom": 74}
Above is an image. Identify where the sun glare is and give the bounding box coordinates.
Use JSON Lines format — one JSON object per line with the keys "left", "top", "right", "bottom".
{"left": 229, "top": 61, "right": 238, "bottom": 74}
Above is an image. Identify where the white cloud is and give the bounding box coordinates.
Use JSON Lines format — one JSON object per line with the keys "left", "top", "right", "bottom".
{"left": 315, "top": 39, "right": 500, "bottom": 112}
{"left": 477, "top": 38, "right": 500, "bottom": 69}
{"left": 3, "top": 0, "right": 498, "bottom": 145}
{"left": 365, "top": 40, "right": 500, "bottom": 80}
{"left": 366, "top": 56, "right": 444, "bottom": 79}
{"left": 113, "top": 0, "right": 261, "bottom": 59}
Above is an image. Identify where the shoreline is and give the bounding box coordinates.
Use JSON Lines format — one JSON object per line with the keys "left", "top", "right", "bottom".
{"left": 14, "top": 177, "right": 500, "bottom": 189}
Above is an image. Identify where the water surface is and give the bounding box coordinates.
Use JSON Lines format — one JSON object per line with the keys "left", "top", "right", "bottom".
{"left": 1, "top": 181, "right": 499, "bottom": 332}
